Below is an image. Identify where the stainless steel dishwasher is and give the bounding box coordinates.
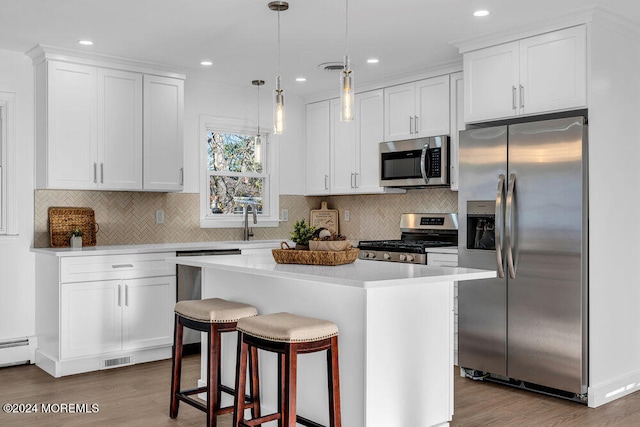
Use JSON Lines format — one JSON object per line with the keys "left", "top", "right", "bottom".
{"left": 176, "top": 249, "right": 241, "bottom": 352}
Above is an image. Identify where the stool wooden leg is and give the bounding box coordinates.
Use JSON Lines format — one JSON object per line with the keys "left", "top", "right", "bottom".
{"left": 233, "top": 332, "right": 249, "bottom": 427}
{"left": 207, "top": 323, "right": 221, "bottom": 427}
{"left": 282, "top": 343, "right": 298, "bottom": 427}
{"left": 277, "top": 352, "right": 285, "bottom": 427}
{"left": 249, "top": 345, "right": 261, "bottom": 419}
{"left": 170, "top": 315, "right": 183, "bottom": 419}
{"left": 327, "top": 336, "right": 342, "bottom": 427}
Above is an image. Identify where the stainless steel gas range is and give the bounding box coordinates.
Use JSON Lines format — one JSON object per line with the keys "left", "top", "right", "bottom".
{"left": 358, "top": 213, "right": 458, "bottom": 265}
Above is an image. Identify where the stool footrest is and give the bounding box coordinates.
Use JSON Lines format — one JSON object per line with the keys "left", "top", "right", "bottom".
{"left": 297, "top": 415, "right": 326, "bottom": 427}
{"left": 241, "top": 412, "right": 281, "bottom": 426}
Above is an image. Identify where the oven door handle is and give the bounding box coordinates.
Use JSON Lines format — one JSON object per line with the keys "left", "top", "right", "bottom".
{"left": 420, "top": 142, "right": 431, "bottom": 185}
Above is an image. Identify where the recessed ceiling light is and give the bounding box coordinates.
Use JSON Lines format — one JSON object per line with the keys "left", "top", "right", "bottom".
{"left": 78, "top": 40, "right": 93, "bottom": 46}
{"left": 200, "top": 61, "right": 213, "bottom": 66}
{"left": 295, "top": 77, "right": 307, "bottom": 82}
{"left": 473, "top": 10, "right": 490, "bottom": 17}
{"left": 367, "top": 58, "right": 379, "bottom": 64}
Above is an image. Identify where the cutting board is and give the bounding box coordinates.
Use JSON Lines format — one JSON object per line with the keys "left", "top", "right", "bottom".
{"left": 310, "top": 201, "right": 339, "bottom": 234}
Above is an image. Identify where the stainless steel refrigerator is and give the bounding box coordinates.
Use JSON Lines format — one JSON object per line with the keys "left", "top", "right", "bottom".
{"left": 457, "top": 116, "right": 588, "bottom": 397}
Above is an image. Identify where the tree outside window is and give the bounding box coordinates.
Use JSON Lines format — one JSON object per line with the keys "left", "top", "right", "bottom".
{"left": 207, "top": 131, "right": 266, "bottom": 215}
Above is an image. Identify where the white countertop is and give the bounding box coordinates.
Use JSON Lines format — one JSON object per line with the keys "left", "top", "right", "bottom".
{"left": 31, "top": 240, "right": 286, "bottom": 257}
{"left": 167, "top": 253, "right": 494, "bottom": 289}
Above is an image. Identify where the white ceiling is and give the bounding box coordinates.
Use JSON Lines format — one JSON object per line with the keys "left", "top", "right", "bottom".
{"left": 1, "top": 0, "right": 638, "bottom": 97}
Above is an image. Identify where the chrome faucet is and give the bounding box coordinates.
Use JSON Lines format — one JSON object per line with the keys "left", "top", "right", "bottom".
{"left": 243, "top": 205, "right": 257, "bottom": 241}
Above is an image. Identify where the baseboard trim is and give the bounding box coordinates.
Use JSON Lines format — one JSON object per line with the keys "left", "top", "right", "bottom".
{"left": 588, "top": 370, "right": 640, "bottom": 407}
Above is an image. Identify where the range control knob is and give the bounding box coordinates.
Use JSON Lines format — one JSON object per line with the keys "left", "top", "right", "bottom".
{"left": 406, "top": 254, "right": 415, "bottom": 262}
{"left": 368, "top": 252, "right": 376, "bottom": 259}
{"left": 399, "top": 254, "right": 406, "bottom": 261}
{"left": 383, "top": 253, "right": 391, "bottom": 260}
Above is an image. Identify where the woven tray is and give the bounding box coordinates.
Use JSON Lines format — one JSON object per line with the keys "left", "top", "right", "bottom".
{"left": 48, "top": 207, "right": 98, "bottom": 248}
{"left": 272, "top": 242, "right": 359, "bottom": 266}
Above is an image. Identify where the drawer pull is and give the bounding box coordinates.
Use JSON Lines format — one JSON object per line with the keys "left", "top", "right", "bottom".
{"left": 112, "top": 264, "right": 134, "bottom": 269}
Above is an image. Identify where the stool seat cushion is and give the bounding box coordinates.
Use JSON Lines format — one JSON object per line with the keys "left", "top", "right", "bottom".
{"left": 175, "top": 298, "right": 257, "bottom": 323}
{"left": 237, "top": 312, "right": 339, "bottom": 343}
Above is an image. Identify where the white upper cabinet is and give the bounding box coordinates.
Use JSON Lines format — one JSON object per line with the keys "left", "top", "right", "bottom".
{"left": 305, "top": 101, "right": 331, "bottom": 195}
{"left": 98, "top": 68, "right": 143, "bottom": 190}
{"left": 330, "top": 98, "right": 357, "bottom": 194}
{"left": 354, "top": 89, "right": 388, "bottom": 194}
{"left": 143, "top": 75, "right": 184, "bottom": 191}
{"left": 31, "top": 48, "right": 185, "bottom": 192}
{"left": 45, "top": 61, "right": 98, "bottom": 189}
{"left": 384, "top": 75, "right": 450, "bottom": 141}
{"left": 464, "top": 25, "right": 586, "bottom": 123}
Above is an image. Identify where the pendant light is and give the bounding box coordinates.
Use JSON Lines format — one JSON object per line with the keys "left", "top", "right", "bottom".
{"left": 269, "top": 1, "right": 289, "bottom": 135}
{"left": 252, "top": 79, "right": 265, "bottom": 163}
{"left": 340, "top": 0, "right": 354, "bottom": 122}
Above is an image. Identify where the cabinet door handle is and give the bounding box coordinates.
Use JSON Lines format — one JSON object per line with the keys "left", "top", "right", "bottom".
{"left": 118, "top": 284, "right": 122, "bottom": 307}
{"left": 179, "top": 167, "right": 184, "bottom": 185}
{"left": 354, "top": 172, "right": 358, "bottom": 189}
{"left": 409, "top": 116, "right": 413, "bottom": 134}
{"left": 350, "top": 172, "right": 355, "bottom": 188}
{"left": 519, "top": 84, "right": 524, "bottom": 109}
{"left": 93, "top": 163, "right": 97, "bottom": 184}
{"left": 100, "top": 163, "right": 104, "bottom": 184}
{"left": 414, "top": 115, "right": 419, "bottom": 134}
{"left": 512, "top": 86, "right": 517, "bottom": 110}
{"left": 125, "top": 284, "right": 129, "bottom": 307}
{"left": 324, "top": 174, "right": 329, "bottom": 190}
{"left": 112, "top": 264, "right": 134, "bottom": 269}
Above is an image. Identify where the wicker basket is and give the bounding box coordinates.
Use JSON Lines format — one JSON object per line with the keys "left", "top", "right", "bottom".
{"left": 48, "top": 207, "right": 99, "bottom": 248}
{"left": 272, "top": 242, "right": 359, "bottom": 266}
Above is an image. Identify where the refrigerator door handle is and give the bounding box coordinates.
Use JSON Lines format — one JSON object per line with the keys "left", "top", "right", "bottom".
{"left": 495, "top": 174, "right": 506, "bottom": 278}
{"left": 420, "top": 142, "right": 431, "bottom": 185}
{"left": 506, "top": 173, "right": 517, "bottom": 279}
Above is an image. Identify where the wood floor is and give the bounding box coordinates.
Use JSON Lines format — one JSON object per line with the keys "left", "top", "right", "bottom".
{"left": 1, "top": 357, "right": 640, "bottom": 426}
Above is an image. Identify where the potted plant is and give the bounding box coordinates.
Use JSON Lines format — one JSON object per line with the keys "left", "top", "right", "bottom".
{"left": 290, "top": 219, "right": 316, "bottom": 250}
{"left": 70, "top": 228, "right": 83, "bottom": 249}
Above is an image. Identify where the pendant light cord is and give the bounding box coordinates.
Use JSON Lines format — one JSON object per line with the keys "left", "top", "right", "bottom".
{"left": 277, "top": 9, "right": 282, "bottom": 78}
{"left": 257, "top": 83, "right": 261, "bottom": 136}
{"left": 345, "top": 0, "right": 349, "bottom": 57}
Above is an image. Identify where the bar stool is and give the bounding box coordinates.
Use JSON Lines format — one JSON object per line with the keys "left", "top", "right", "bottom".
{"left": 170, "top": 298, "right": 260, "bottom": 427}
{"left": 233, "top": 312, "right": 341, "bottom": 427}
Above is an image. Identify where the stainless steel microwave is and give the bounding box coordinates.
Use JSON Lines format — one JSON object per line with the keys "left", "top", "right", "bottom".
{"left": 379, "top": 136, "right": 449, "bottom": 188}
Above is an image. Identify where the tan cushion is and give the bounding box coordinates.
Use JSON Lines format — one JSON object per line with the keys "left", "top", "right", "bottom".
{"left": 175, "top": 298, "right": 257, "bottom": 323}
{"left": 237, "top": 312, "right": 339, "bottom": 343}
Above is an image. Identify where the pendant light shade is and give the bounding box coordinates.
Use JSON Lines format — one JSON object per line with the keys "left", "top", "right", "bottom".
{"left": 340, "top": 0, "right": 354, "bottom": 122}
{"left": 252, "top": 79, "right": 265, "bottom": 162}
{"left": 269, "top": 1, "right": 288, "bottom": 134}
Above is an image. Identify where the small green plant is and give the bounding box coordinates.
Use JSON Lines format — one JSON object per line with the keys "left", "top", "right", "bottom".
{"left": 70, "top": 228, "right": 84, "bottom": 238}
{"left": 290, "top": 219, "right": 316, "bottom": 246}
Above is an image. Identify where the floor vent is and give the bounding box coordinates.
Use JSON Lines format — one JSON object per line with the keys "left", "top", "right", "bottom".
{"left": 101, "top": 356, "right": 133, "bottom": 369}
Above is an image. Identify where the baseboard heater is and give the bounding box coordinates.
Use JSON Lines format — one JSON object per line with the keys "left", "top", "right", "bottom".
{"left": 0, "top": 337, "right": 36, "bottom": 367}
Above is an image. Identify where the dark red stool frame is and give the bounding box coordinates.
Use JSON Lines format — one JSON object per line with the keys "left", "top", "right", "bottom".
{"left": 170, "top": 314, "right": 260, "bottom": 427}
{"left": 233, "top": 332, "right": 341, "bottom": 427}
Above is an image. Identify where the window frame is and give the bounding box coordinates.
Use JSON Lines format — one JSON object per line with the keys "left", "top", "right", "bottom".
{"left": 0, "top": 92, "right": 17, "bottom": 237}
{"left": 199, "top": 115, "right": 279, "bottom": 228}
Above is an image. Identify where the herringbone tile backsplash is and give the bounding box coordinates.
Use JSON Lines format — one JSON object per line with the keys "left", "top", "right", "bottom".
{"left": 34, "top": 189, "right": 458, "bottom": 247}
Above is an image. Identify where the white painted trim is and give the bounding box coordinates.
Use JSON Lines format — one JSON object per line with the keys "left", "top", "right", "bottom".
{"left": 198, "top": 115, "right": 279, "bottom": 228}
{"left": 0, "top": 92, "right": 17, "bottom": 236}
{"left": 588, "top": 370, "right": 640, "bottom": 408}
{"left": 25, "top": 44, "right": 186, "bottom": 79}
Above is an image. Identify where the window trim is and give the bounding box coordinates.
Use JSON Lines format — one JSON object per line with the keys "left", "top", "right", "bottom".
{"left": 199, "top": 115, "right": 280, "bottom": 228}
{"left": 0, "top": 92, "right": 17, "bottom": 237}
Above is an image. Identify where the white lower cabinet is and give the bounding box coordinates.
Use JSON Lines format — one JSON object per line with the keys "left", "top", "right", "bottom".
{"left": 428, "top": 252, "right": 459, "bottom": 365}
{"left": 36, "top": 252, "right": 176, "bottom": 377}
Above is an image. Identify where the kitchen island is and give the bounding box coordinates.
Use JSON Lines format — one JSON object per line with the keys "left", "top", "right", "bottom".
{"left": 167, "top": 253, "right": 495, "bottom": 427}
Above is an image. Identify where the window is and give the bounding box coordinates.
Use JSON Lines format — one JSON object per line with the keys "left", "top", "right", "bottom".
{"left": 200, "top": 116, "right": 279, "bottom": 228}
{"left": 0, "top": 92, "right": 17, "bottom": 236}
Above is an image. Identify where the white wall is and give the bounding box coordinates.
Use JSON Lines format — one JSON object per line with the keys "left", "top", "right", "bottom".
{"left": 182, "top": 74, "right": 305, "bottom": 195}
{"left": 588, "top": 16, "right": 640, "bottom": 406}
{"left": 0, "top": 49, "right": 35, "bottom": 341}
